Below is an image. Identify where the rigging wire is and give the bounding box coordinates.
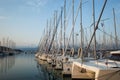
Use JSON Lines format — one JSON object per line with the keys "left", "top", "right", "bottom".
{"left": 98, "top": 28, "right": 120, "bottom": 42}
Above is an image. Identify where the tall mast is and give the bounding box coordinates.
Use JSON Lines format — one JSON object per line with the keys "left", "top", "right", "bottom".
{"left": 102, "top": 25, "right": 106, "bottom": 49}
{"left": 80, "top": 0, "right": 83, "bottom": 59}
{"left": 110, "top": 32, "right": 113, "bottom": 49}
{"left": 72, "top": 0, "right": 74, "bottom": 48}
{"left": 54, "top": 11, "right": 56, "bottom": 34}
{"left": 46, "top": 20, "right": 48, "bottom": 52}
{"left": 86, "top": 0, "right": 107, "bottom": 52}
{"left": 61, "top": 7, "right": 63, "bottom": 49}
{"left": 53, "top": 11, "right": 56, "bottom": 50}
{"left": 92, "top": 0, "right": 96, "bottom": 59}
{"left": 48, "top": 19, "right": 51, "bottom": 52}
{"left": 48, "top": 7, "right": 63, "bottom": 52}
{"left": 113, "top": 8, "right": 118, "bottom": 49}
{"left": 50, "top": 19, "right": 51, "bottom": 40}
{"left": 63, "top": 0, "right": 66, "bottom": 56}
{"left": 47, "top": 20, "right": 48, "bottom": 36}
{"left": 55, "top": 11, "right": 58, "bottom": 49}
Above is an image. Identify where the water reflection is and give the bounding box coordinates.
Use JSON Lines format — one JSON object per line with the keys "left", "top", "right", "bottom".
{"left": 36, "top": 59, "right": 63, "bottom": 80}
{"left": 0, "top": 55, "right": 15, "bottom": 74}
{"left": 36, "top": 58, "right": 72, "bottom": 80}
{"left": 36, "top": 62, "right": 49, "bottom": 80}
{"left": 0, "top": 53, "right": 40, "bottom": 80}
{"left": 0, "top": 53, "right": 70, "bottom": 80}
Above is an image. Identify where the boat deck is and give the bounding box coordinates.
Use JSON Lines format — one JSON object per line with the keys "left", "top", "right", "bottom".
{"left": 73, "top": 59, "right": 120, "bottom": 71}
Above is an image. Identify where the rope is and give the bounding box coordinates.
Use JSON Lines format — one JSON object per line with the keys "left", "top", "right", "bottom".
{"left": 98, "top": 28, "right": 120, "bottom": 41}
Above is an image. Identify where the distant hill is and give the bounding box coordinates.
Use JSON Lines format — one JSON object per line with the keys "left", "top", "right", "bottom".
{"left": 18, "top": 47, "right": 38, "bottom": 51}
{"left": 0, "top": 46, "right": 23, "bottom": 53}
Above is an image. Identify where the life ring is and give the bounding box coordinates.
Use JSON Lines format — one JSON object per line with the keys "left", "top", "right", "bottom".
{"left": 70, "top": 48, "right": 74, "bottom": 57}
{"left": 78, "top": 48, "right": 82, "bottom": 58}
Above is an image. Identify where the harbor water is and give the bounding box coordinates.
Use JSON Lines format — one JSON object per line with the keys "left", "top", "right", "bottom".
{"left": 0, "top": 53, "right": 71, "bottom": 80}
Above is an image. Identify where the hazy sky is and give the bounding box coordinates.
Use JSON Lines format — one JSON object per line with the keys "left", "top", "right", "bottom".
{"left": 0, "top": 0, "right": 120, "bottom": 48}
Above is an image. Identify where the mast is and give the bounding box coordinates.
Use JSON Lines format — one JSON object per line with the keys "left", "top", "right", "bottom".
{"left": 80, "top": 0, "right": 83, "bottom": 59}
{"left": 102, "top": 24, "right": 106, "bottom": 49}
{"left": 46, "top": 20, "right": 48, "bottom": 52}
{"left": 53, "top": 11, "right": 56, "bottom": 50}
{"left": 75, "top": 34, "right": 77, "bottom": 47}
{"left": 100, "top": 18, "right": 109, "bottom": 50}
{"left": 3, "top": 38, "right": 5, "bottom": 51}
{"left": 86, "top": 0, "right": 107, "bottom": 52}
{"left": 113, "top": 8, "right": 118, "bottom": 49}
{"left": 49, "top": 19, "right": 51, "bottom": 46}
{"left": 110, "top": 32, "right": 113, "bottom": 49}
{"left": 63, "top": 0, "right": 66, "bottom": 56}
{"left": 61, "top": 7, "right": 63, "bottom": 49}
{"left": 92, "top": 0, "right": 97, "bottom": 59}
{"left": 72, "top": 0, "right": 74, "bottom": 48}
{"left": 55, "top": 11, "right": 58, "bottom": 50}
{"left": 47, "top": 20, "right": 48, "bottom": 37}
{"left": 48, "top": 8, "right": 63, "bottom": 52}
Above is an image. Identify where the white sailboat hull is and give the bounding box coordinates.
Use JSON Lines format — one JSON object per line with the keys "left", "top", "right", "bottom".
{"left": 72, "top": 60, "right": 120, "bottom": 80}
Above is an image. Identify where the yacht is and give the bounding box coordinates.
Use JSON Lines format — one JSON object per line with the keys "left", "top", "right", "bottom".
{"left": 71, "top": 50, "right": 120, "bottom": 80}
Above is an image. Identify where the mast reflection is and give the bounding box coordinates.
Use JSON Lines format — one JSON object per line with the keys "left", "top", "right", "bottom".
{"left": 0, "top": 55, "right": 15, "bottom": 74}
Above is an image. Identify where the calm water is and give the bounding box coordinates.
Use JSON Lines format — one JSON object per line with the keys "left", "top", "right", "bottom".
{"left": 0, "top": 53, "right": 51, "bottom": 80}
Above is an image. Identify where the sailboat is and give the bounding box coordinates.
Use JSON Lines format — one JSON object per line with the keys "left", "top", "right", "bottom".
{"left": 71, "top": 0, "right": 120, "bottom": 80}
